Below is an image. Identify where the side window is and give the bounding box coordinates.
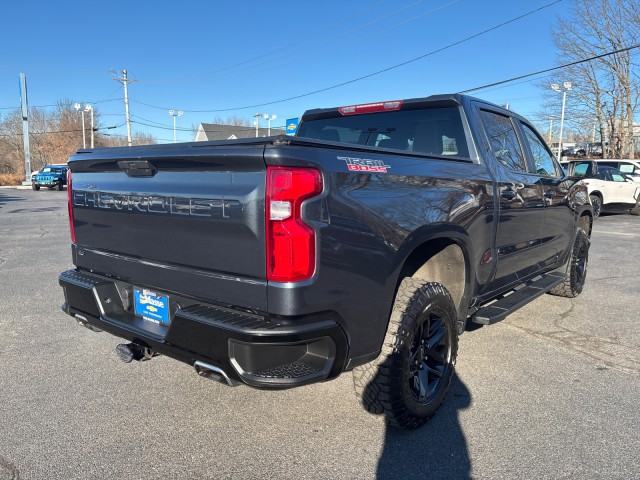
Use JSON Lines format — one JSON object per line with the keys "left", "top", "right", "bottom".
{"left": 521, "top": 123, "right": 560, "bottom": 177}
{"left": 610, "top": 169, "right": 627, "bottom": 182}
{"left": 616, "top": 163, "right": 636, "bottom": 174}
{"left": 479, "top": 110, "right": 527, "bottom": 172}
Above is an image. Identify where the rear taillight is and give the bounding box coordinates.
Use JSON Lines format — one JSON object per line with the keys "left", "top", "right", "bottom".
{"left": 266, "top": 166, "right": 322, "bottom": 282}
{"left": 67, "top": 169, "right": 76, "bottom": 244}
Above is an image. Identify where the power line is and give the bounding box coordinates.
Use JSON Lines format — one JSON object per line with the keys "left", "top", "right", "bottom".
{"left": 0, "top": 123, "right": 125, "bottom": 137}
{"left": 162, "top": 0, "right": 459, "bottom": 87}
{"left": 131, "top": 117, "right": 194, "bottom": 132}
{"left": 129, "top": 0, "right": 563, "bottom": 113}
{"left": 0, "top": 98, "right": 122, "bottom": 111}
{"left": 459, "top": 43, "right": 640, "bottom": 94}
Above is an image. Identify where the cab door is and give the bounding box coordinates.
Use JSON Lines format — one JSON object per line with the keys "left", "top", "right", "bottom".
{"left": 475, "top": 107, "right": 546, "bottom": 292}
{"left": 603, "top": 167, "right": 640, "bottom": 205}
{"left": 517, "top": 120, "right": 575, "bottom": 269}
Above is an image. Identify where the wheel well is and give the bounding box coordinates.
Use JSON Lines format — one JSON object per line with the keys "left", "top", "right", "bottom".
{"left": 398, "top": 239, "right": 467, "bottom": 316}
{"left": 578, "top": 213, "right": 593, "bottom": 236}
{"left": 589, "top": 191, "right": 602, "bottom": 200}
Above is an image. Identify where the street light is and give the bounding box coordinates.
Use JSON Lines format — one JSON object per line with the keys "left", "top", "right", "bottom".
{"left": 74, "top": 103, "right": 86, "bottom": 148}
{"left": 169, "top": 109, "right": 183, "bottom": 143}
{"left": 263, "top": 114, "right": 277, "bottom": 136}
{"left": 551, "top": 81, "right": 572, "bottom": 159}
{"left": 254, "top": 113, "right": 262, "bottom": 137}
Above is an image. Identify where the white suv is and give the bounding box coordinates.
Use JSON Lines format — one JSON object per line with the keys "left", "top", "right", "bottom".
{"left": 562, "top": 160, "right": 640, "bottom": 217}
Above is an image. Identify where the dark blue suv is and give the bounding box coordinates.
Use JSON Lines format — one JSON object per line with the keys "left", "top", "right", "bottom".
{"left": 32, "top": 165, "right": 68, "bottom": 191}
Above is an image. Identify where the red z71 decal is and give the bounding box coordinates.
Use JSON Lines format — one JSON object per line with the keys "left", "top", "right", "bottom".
{"left": 338, "top": 156, "right": 391, "bottom": 173}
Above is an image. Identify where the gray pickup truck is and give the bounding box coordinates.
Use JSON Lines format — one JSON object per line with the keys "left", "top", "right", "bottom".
{"left": 59, "top": 94, "right": 592, "bottom": 429}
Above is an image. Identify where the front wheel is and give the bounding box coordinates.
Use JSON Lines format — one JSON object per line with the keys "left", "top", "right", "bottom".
{"left": 32, "top": 184, "right": 40, "bottom": 191}
{"left": 57, "top": 182, "right": 64, "bottom": 191}
{"left": 353, "top": 279, "right": 458, "bottom": 430}
{"left": 589, "top": 195, "right": 602, "bottom": 218}
{"left": 549, "top": 228, "right": 590, "bottom": 298}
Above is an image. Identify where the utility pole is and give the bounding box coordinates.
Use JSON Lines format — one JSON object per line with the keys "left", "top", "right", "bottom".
{"left": 74, "top": 103, "right": 86, "bottom": 148}
{"left": 87, "top": 104, "right": 94, "bottom": 148}
{"left": 548, "top": 116, "right": 554, "bottom": 145}
{"left": 112, "top": 69, "right": 136, "bottom": 146}
{"left": 19, "top": 73, "right": 31, "bottom": 185}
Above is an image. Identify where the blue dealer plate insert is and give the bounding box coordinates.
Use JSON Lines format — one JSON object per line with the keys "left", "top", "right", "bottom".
{"left": 133, "top": 288, "right": 170, "bottom": 325}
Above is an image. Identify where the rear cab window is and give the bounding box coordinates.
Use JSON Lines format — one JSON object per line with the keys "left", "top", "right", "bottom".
{"left": 297, "top": 106, "right": 472, "bottom": 160}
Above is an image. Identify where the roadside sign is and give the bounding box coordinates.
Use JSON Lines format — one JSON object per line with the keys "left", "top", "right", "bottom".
{"left": 286, "top": 118, "right": 299, "bottom": 136}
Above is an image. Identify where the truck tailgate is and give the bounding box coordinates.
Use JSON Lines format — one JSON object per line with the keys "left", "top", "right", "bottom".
{"left": 68, "top": 144, "right": 267, "bottom": 304}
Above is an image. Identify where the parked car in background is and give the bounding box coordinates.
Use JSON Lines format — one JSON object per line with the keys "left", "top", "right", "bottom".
{"left": 561, "top": 145, "right": 586, "bottom": 157}
{"left": 32, "top": 164, "right": 68, "bottom": 191}
{"left": 562, "top": 160, "right": 640, "bottom": 216}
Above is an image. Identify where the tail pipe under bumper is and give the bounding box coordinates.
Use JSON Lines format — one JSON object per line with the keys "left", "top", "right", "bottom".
{"left": 59, "top": 269, "right": 349, "bottom": 389}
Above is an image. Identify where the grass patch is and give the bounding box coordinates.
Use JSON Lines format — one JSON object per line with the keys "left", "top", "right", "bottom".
{"left": 0, "top": 174, "right": 24, "bottom": 186}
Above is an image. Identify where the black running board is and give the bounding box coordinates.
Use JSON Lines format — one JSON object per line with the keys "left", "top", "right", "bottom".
{"left": 472, "top": 272, "right": 565, "bottom": 325}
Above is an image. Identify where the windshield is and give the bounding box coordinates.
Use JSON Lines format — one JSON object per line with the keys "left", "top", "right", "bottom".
{"left": 41, "top": 167, "right": 64, "bottom": 174}
{"left": 297, "top": 107, "right": 470, "bottom": 159}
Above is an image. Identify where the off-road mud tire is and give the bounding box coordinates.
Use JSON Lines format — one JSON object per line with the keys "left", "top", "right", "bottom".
{"left": 549, "top": 228, "right": 590, "bottom": 298}
{"left": 353, "top": 279, "right": 458, "bottom": 430}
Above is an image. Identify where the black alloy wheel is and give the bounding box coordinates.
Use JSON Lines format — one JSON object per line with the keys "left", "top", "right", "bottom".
{"left": 549, "top": 228, "right": 590, "bottom": 298}
{"left": 572, "top": 231, "right": 589, "bottom": 291}
{"left": 407, "top": 312, "right": 451, "bottom": 405}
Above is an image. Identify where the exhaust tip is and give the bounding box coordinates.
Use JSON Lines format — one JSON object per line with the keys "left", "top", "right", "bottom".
{"left": 74, "top": 314, "right": 101, "bottom": 332}
{"left": 116, "top": 343, "right": 155, "bottom": 363}
{"left": 116, "top": 344, "right": 135, "bottom": 363}
{"left": 194, "top": 361, "right": 238, "bottom": 387}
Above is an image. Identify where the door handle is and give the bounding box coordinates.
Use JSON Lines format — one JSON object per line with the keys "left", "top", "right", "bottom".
{"left": 501, "top": 183, "right": 524, "bottom": 200}
{"left": 501, "top": 188, "right": 517, "bottom": 200}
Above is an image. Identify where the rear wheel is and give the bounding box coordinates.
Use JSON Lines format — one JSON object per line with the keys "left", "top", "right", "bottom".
{"left": 353, "top": 279, "right": 458, "bottom": 429}
{"left": 549, "top": 228, "right": 590, "bottom": 298}
{"left": 589, "top": 194, "right": 602, "bottom": 218}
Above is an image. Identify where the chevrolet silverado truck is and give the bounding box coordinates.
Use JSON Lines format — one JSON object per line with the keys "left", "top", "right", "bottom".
{"left": 32, "top": 164, "right": 68, "bottom": 191}
{"left": 59, "top": 94, "right": 592, "bottom": 429}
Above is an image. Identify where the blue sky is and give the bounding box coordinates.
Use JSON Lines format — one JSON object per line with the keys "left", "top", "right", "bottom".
{"left": 0, "top": 0, "right": 571, "bottom": 143}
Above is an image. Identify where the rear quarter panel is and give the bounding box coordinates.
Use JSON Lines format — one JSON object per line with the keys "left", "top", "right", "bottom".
{"left": 264, "top": 144, "right": 495, "bottom": 360}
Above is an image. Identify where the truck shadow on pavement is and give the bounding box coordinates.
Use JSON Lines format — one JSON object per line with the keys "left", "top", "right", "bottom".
{"left": 375, "top": 373, "right": 472, "bottom": 480}
{"left": 0, "top": 192, "right": 26, "bottom": 209}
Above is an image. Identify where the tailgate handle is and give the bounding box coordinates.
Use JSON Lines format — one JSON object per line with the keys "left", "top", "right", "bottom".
{"left": 117, "top": 160, "right": 157, "bottom": 177}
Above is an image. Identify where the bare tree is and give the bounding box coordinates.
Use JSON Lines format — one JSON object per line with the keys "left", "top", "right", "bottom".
{"left": 0, "top": 100, "right": 157, "bottom": 175}
{"left": 103, "top": 132, "right": 158, "bottom": 147}
{"left": 544, "top": 0, "right": 639, "bottom": 158}
{"left": 210, "top": 115, "right": 251, "bottom": 127}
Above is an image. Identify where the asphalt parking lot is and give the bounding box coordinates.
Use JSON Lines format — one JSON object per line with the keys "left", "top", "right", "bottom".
{"left": 0, "top": 188, "right": 638, "bottom": 480}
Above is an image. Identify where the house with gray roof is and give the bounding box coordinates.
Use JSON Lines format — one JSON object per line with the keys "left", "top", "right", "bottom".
{"left": 195, "top": 123, "right": 286, "bottom": 141}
